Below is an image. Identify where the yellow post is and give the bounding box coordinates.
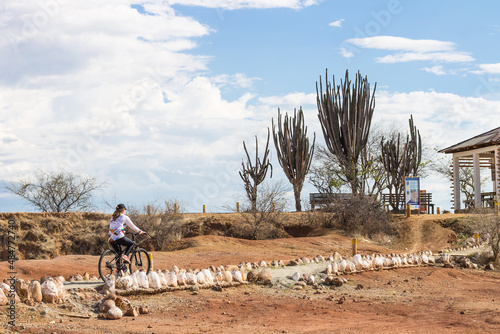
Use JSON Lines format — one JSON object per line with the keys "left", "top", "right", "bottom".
{"left": 437, "top": 207, "right": 440, "bottom": 214}
{"left": 272, "top": 203, "right": 276, "bottom": 213}
{"left": 406, "top": 204, "right": 411, "bottom": 218}
{"left": 203, "top": 205, "right": 206, "bottom": 213}
{"left": 352, "top": 238, "right": 358, "bottom": 257}
{"left": 149, "top": 253, "right": 153, "bottom": 271}
{"left": 474, "top": 233, "right": 479, "bottom": 246}
{"left": 236, "top": 202, "right": 240, "bottom": 213}
{"left": 496, "top": 201, "right": 499, "bottom": 216}
{"left": 174, "top": 203, "right": 178, "bottom": 214}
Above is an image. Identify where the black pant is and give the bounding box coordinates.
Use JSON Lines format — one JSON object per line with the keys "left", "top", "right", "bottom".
{"left": 111, "top": 236, "right": 135, "bottom": 257}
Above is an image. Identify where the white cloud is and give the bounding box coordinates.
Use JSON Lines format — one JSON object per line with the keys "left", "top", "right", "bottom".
{"left": 258, "top": 92, "right": 316, "bottom": 107}
{"left": 422, "top": 65, "right": 447, "bottom": 75}
{"left": 471, "top": 63, "right": 500, "bottom": 74}
{"left": 346, "top": 36, "right": 456, "bottom": 53}
{"left": 377, "top": 52, "right": 474, "bottom": 63}
{"left": 339, "top": 47, "right": 355, "bottom": 58}
{"left": 345, "top": 36, "right": 474, "bottom": 64}
{"left": 164, "top": 0, "right": 319, "bottom": 9}
{"left": 211, "top": 73, "right": 259, "bottom": 89}
{"left": 0, "top": 1, "right": 269, "bottom": 212}
{"left": 329, "top": 19, "right": 344, "bottom": 28}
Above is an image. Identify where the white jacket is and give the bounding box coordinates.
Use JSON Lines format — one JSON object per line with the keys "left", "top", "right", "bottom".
{"left": 109, "top": 214, "right": 141, "bottom": 241}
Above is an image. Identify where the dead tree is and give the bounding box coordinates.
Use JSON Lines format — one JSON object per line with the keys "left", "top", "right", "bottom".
{"left": 272, "top": 107, "right": 315, "bottom": 211}
{"left": 316, "top": 69, "right": 376, "bottom": 195}
{"left": 380, "top": 115, "right": 422, "bottom": 210}
{"left": 5, "top": 169, "right": 105, "bottom": 212}
{"left": 239, "top": 130, "right": 273, "bottom": 212}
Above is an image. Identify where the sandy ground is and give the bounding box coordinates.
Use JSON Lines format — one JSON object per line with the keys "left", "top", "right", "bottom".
{"left": 1, "top": 215, "right": 500, "bottom": 333}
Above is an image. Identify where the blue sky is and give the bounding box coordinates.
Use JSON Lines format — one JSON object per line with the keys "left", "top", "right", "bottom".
{"left": 2, "top": 0, "right": 500, "bottom": 213}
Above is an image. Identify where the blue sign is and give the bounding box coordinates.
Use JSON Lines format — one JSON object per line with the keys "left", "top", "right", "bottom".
{"left": 405, "top": 177, "right": 420, "bottom": 209}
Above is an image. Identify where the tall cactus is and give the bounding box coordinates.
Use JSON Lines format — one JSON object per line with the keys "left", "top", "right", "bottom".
{"left": 272, "top": 107, "right": 315, "bottom": 211}
{"left": 316, "top": 69, "right": 376, "bottom": 195}
{"left": 380, "top": 115, "right": 422, "bottom": 210}
{"left": 239, "top": 129, "right": 273, "bottom": 212}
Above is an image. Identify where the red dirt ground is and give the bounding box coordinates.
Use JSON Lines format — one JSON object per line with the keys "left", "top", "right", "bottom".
{"left": 1, "top": 215, "right": 500, "bottom": 333}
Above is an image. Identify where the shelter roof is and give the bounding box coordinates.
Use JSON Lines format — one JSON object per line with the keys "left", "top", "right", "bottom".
{"left": 439, "top": 126, "right": 500, "bottom": 154}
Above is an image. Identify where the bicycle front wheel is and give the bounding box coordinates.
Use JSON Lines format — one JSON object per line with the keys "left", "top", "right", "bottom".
{"left": 98, "top": 249, "right": 119, "bottom": 282}
{"left": 129, "top": 248, "right": 151, "bottom": 275}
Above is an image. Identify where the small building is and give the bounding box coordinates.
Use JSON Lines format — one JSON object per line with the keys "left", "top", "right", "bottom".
{"left": 439, "top": 127, "right": 500, "bottom": 210}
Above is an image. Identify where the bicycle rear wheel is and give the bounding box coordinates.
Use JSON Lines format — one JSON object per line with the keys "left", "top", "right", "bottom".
{"left": 98, "top": 249, "right": 119, "bottom": 282}
{"left": 129, "top": 248, "right": 151, "bottom": 275}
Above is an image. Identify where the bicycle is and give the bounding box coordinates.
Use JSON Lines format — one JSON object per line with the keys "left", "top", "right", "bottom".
{"left": 98, "top": 232, "right": 151, "bottom": 282}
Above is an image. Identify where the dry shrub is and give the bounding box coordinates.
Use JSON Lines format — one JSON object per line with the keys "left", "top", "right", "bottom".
{"left": 326, "top": 195, "right": 395, "bottom": 237}
{"left": 230, "top": 212, "right": 287, "bottom": 240}
{"left": 473, "top": 208, "right": 500, "bottom": 264}
{"left": 0, "top": 212, "right": 109, "bottom": 260}
{"left": 300, "top": 210, "right": 336, "bottom": 229}
{"left": 128, "top": 199, "right": 186, "bottom": 251}
{"left": 231, "top": 182, "right": 289, "bottom": 240}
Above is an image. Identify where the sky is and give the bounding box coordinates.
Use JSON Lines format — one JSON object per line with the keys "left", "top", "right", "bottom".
{"left": 2, "top": 0, "right": 500, "bottom": 213}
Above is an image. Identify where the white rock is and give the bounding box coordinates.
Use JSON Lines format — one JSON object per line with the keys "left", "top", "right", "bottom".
{"left": 196, "top": 271, "right": 206, "bottom": 285}
{"left": 105, "top": 306, "right": 123, "bottom": 320}
{"left": 41, "top": 278, "right": 58, "bottom": 303}
{"left": 232, "top": 270, "right": 243, "bottom": 283}
{"left": 28, "top": 281, "right": 43, "bottom": 302}
{"left": 137, "top": 271, "right": 149, "bottom": 289}
{"left": 118, "top": 276, "right": 134, "bottom": 290}
{"left": 157, "top": 270, "right": 168, "bottom": 287}
{"left": 167, "top": 271, "right": 178, "bottom": 287}
{"left": 202, "top": 269, "right": 214, "bottom": 284}
{"left": 131, "top": 271, "right": 139, "bottom": 289}
{"left": 177, "top": 271, "right": 187, "bottom": 286}
{"left": 148, "top": 271, "right": 161, "bottom": 289}
{"left": 186, "top": 272, "right": 198, "bottom": 285}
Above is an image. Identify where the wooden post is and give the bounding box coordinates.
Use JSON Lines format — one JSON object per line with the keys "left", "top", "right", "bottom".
{"left": 174, "top": 203, "right": 178, "bottom": 214}
{"left": 147, "top": 205, "right": 151, "bottom": 215}
{"left": 352, "top": 238, "right": 358, "bottom": 256}
{"left": 203, "top": 205, "right": 206, "bottom": 213}
{"left": 474, "top": 233, "right": 479, "bottom": 246}
{"left": 406, "top": 204, "right": 411, "bottom": 218}
{"left": 236, "top": 202, "right": 240, "bottom": 213}
{"left": 437, "top": 207, "right": 440, "bottom": 214}
{"left": 272, "top": 203, "right": 276, "bottom": 213}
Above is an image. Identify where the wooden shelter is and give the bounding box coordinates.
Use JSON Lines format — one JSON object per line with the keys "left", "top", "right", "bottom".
{"left": 439, "top": 127, "right": 500, "bottom": 210}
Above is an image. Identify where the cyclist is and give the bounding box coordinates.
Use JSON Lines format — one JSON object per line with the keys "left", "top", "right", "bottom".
{"left": 108, "top": 203, "right": 146, "bottom": 263}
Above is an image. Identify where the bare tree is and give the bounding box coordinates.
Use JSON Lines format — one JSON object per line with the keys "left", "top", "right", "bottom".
{"left": 380, "top": 115, "right": 422, "bottom": 210}
{"left": 316, "top": 69, "right": 376, "bottom": 195}
{"left": 6, "top": 170, "right": 105, "bottom": 212}
{"left": 308, "top": 145, "right": 345, "bottom": 195}
{"left": 236, "top": 180, "right": 289, "bottom": 240}
{"left": 475, "top": 211, "right": 500, "bottom": 264}
{"left": 272, "top": 107, "right": 315, "bottom": 211}
{"left": 239, "top": 130, "right": 273, "bottom": 212}
{"left": 308, "top": 123, "right": 386, "bottom": 197}
{"left": 128, "top": 199, "right": 185, "bottom": 250}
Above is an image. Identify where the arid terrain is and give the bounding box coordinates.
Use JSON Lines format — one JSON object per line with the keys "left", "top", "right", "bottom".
{"left": 1, "top": 213, "right": 499, "bottom": 333}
